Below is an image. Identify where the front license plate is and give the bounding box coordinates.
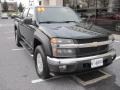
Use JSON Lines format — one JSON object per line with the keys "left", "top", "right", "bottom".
{"left": 91, "top": 58, "right": 103, "bottom": 68}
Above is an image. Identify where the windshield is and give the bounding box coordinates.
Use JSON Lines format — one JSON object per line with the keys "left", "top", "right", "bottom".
{"left": 36, "top": 7, "right": 80, "bottom": 23}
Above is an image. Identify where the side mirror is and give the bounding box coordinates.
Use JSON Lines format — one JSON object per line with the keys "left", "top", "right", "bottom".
{"left": 23, "top": 17, "right": 32, "bottom": 25}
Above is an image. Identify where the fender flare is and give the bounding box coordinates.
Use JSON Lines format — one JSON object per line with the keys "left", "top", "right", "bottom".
{"left": 33, "top": 31, "right": 52, "bottom": 56}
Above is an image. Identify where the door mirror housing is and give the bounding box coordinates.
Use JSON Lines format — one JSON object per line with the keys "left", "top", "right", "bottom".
{"left": 23, "top": 17, "right": 32, "bottom": 25}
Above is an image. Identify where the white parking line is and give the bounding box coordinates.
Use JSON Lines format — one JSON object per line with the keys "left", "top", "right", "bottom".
{"left": 31, "top": 55, "right": 33, "bottom": 57}
{"left": 12, "top": 48, "right": 25, "bottom": 51}
{"left": 115, "top": 56, "right": 120, "bottom": 60}
{"left": 31, "top": 79, "right": 44, "bottom": 84}
{"left": 31, "top": 75, "right": 64, "bottom": 84}
{"left": 115, "top": 41, "right": 120, "bottom": 43}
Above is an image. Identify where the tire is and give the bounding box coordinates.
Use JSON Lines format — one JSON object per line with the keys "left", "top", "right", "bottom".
{"left": 15, "top": 30, "right": 22, "bottom": 47}
{"left": 34, "top": 46, "right": 50, "bottom": 79}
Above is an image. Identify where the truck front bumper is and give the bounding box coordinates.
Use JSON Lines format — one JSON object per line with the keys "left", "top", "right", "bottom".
{"left": 47, "top": 50, "right": 116, "bottom": 73}
{"left": 47, "top": 50, "right": 116, "bottom": 66}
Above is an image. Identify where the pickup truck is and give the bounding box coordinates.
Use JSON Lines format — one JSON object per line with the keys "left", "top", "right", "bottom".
{"left": 14, "top": 6, "right": 116, "bottom": 79}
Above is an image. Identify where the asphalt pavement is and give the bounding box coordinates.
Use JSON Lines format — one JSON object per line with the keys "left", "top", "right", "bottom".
{"left": 0, "top": 19, "right": 120, "bottom": 90}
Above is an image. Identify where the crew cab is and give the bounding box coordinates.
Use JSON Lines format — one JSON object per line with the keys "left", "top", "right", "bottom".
{"left": 14, "top": 6, "right": 116, "bottom": 79}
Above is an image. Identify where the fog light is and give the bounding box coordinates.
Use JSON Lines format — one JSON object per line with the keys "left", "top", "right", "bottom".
{"left": 59, "top": 65, "right": 67, "bottom": 71}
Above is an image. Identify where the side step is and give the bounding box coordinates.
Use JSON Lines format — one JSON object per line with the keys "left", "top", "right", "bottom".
{"left": 72, "top": 70, "right": 111, "bottom": 86}
{"left": 20, "top": 41, "right": 33, "bottom": 57}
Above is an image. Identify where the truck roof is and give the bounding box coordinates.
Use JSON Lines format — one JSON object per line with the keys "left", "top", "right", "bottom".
{"left": 28, "top": 6, "right": 66, "bottom": 9}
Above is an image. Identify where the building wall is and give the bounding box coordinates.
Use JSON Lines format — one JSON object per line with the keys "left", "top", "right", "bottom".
{"left": 56, "top": 0, "right": 63, "bottom": 6}
{"left": 31, "top": 0, "right": 63, "bottom": 6}
{"left": 49, "top": 0, "right": 57, "bottom": 6}
{"left": 1, "top": 2, "right": 17, "bottom": 12}
{"left": 108, "top": 0, "right": 120, "bottom": 12}
{"left": 43, "top": 0, "right": 63, "bottom": 6}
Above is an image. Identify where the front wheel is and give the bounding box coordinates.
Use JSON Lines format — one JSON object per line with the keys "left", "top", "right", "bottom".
{"left": 34, "top": 46, "right": 50, "bottom": 79}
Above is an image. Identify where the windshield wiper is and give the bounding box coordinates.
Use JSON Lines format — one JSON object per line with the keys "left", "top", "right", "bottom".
{"left": 62, "top": 21, "right": 78, "bottom": 23}
{"left": 39, "top": 21, "right": 78, "bottom": 24}
{"left": 39, "top": 21, "right": 64, "bottom": 24}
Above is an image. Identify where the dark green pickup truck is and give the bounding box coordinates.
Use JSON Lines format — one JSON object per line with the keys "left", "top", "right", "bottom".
{"left": 14, "top": 6, "right": 116, "bottom": 79}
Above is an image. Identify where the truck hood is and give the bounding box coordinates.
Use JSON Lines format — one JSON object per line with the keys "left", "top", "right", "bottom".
{"left": 39, "top": 23, "right": 110, "bottom": 39}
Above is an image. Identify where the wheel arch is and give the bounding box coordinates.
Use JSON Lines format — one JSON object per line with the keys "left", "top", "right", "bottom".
{"left": 33, "top": 36, "right": 52, "bottom": 57}
{"left": 14, "top": 25, "right": 17, "bottom": 30}
{"left": 33, "top": 37, "right": 42, "bottom": 52}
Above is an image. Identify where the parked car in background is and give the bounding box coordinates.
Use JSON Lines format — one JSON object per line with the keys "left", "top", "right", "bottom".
{"left": 1, "top": 13, "right": 8, "bottom": 19}
{"left": 10, "top": 13, "right": 17, "bottom": 19}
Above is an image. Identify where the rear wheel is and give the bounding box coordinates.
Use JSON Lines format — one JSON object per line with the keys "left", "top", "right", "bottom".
{"left": 15, "top": 30, "right": 22, "bottom": 47}
{"left": 34, "top": 46, "right": 50, "bottom": 79}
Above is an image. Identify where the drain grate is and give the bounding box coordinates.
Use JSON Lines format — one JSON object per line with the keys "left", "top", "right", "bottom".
{"left": 72, "top": 70, "right": 111, "bottom": 86}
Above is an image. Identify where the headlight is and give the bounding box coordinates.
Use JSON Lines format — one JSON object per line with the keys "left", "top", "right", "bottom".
{"left": 51, "top": 38, "right": 76, "bottom": 57}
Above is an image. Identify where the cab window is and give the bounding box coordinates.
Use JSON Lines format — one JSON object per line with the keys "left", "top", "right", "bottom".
{"left": 28, "top": 8, "right": 34, "bottom": 18}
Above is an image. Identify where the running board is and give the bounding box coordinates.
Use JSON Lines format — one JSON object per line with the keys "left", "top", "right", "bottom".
{"left": 20, "top": 41, "right": 33, "bottom": 57}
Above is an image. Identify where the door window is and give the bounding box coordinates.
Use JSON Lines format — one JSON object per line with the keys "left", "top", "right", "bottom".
{"left": 28, "top": 8, "right": 34, "bottom": 18}
{"left": 23, "top": 8, "right": 29, "bottom": 18}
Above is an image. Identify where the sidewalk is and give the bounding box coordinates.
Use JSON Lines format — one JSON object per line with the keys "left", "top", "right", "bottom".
{"left": 113, "top": 34, "right": 120, "bottom": 41}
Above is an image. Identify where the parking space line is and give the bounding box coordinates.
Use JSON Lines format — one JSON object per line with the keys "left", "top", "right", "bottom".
{"left": 116, "top": 56, "right": 120, "bottom": 60}
{"left": 115, "top": 41, "right": 120, "bottom": 43}
{"left": 31, "top": 79, "right": 45, "bottom": 84}
{"left": 31, "top": 55, "right": 33, "bottom": 57}
{"left": 12, "top": 48, "right": 25, "bottom": 51}
{"left": 31, "top": 75, "right": 64, "bottom": 84}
